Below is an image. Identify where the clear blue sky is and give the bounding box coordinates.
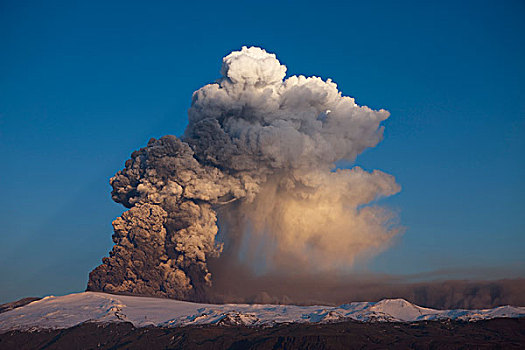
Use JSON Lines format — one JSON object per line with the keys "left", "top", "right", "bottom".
{"left": 1, "top": 0, "right": 524, "bottom": 303}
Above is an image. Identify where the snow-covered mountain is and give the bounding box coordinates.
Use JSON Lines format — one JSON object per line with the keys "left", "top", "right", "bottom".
{"left": 1, "top": 292, "right": 523, "bottom": 332}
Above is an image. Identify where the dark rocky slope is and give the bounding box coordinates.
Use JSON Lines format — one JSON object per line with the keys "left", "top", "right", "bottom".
{"left": 0, "top": 297, "right": 41, "bottom": 314}
{"left": 1, "top": 318, "right": 524, "bottom": 349}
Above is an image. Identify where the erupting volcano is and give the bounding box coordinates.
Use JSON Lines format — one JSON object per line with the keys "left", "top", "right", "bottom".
{"left": 87, "top": 46, "right": 401, "bottom": 302}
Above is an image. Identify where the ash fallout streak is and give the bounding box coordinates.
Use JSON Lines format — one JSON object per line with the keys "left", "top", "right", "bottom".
{"left": 88, "top": 47, "right": 401, "bottom": 301}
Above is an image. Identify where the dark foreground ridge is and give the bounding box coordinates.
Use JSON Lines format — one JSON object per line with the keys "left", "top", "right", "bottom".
{"left": 1, "top": 318, "right": 524, "bottom": 350}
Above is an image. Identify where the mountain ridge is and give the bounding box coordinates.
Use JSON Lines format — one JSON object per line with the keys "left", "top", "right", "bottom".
{"left": 1, "top": 292, "right": 524, "bottom": 332}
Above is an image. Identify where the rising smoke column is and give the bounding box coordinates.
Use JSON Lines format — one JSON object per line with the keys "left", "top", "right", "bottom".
{"left": 88, "top": 46, "right": 401, "bottom": 301}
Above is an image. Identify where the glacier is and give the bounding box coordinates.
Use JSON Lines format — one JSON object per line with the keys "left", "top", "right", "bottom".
{"left": 1, "top": 292, "right": 524, "bottom": 332}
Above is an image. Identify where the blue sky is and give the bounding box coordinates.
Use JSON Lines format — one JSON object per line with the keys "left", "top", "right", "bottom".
{"left": 1, "top": 0, "right": 524, "bottom": 303}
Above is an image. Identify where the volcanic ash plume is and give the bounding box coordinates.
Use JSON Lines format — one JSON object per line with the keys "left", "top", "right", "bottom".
{"left": 88, "top": 46, "right": 401, "bottom": 301}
